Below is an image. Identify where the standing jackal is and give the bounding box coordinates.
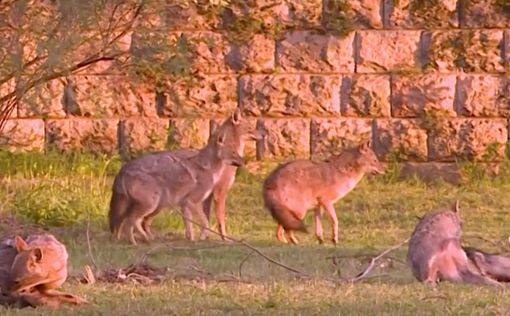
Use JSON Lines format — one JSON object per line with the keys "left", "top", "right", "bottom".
{"left": 407, "top": 202, "right": 502, "bottom": 287}
{"left": 109, "top": 117, "right": 245, "bottom": 245}
{"left": 262, "top": 141, "right": 384, "bottom": 245}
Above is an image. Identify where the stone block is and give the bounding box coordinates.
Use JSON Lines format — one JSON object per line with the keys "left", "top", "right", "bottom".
{"left": 428, "top": 119, "right": 508, "bottom": 161}
{"left": 456, "top": 75, "right": 509, "bottom": 117}
{"left": 310, "top": 118, "right": 372, "bottom": 159}
{"left": 374, "top": 119, "right": 428, "bottom": 161}
{"left": 323, "top": 0, "right": 383, "bottom": 29}
{"left": 239, "top": 75, "right": 341, "bottom": 117}
{"left": 228, "top": 34, "right": 275, "bottom": 72}
{"left": 183, "top": 32, "right": 233, "bottom": 74}
{"left": 168, "top": 118, "right": 210, "bottom": 149}
{"left": 357, "top": 30, "right": 421, "bottom": 73}
{"left": 391, "top": 74, "right": 457, "bottom": 118}
{"left": 463, "top": 0, "right": 510, "bottom": 27}
{"left": 18, "top": 79, "right": 66, "bottom": 118}
{"left": 341, "top": 75, "right": 391, "bottom": 117}
{"left": 0, "top": 119, "right": 45, "bottom": 152}
{"left": 119, "top": 118, "right": 170, "bottom": 154}
{"left": 256, "top": 118, "right": 310, "bottom": 159}
{"left": 276, "top": 31, "right": 354, "bottom": 72}
{"left": 46, "top": 119, "right": 119, "bottom": 153}
{"left": 385, "top": 0, "right": 458, "bottom": 28}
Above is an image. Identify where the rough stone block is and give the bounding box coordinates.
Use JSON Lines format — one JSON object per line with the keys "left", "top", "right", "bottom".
{"left": 276, "top": 31, "right": 354, "bottom": 72}
{"left": 456, "top": 75, "right": 509, "bottom": 117}
{"left": 119, "top": 118, "right": 170, "bottom": 154}
{"left": 0, "top": 119, "right": 45, "bottom": 152}
{"left": 164, "top": 2, "right": 221, "bottom": 30}
{"left": 18, "top": 79, "right": 66, "bottom": 118}
{"left": 428, "top": 119, "right": 508, "bottom": 161}
{"left": 256, "top": 119, "right": 310, "bottom": 159}
{"left": 385, "top": 0, "right": 458, "bottom": 28}
{"left": 168, "top": 118, "right": 210, "bottom": 149}
{"left": 341, "top": 75, "right": 391, "bottom": 117}
{"left": 66, "top": 75, "right": 156, "bottom": 118}
{"left": 46, "top": 119, "right": 119, "bottom": 153}
{"left": 374, "top": 119, "right": 428, "bottom": 161}
{"left": 323, "top": 0, "right": 383, "bottom": 29}
{"left": 310, "top": 118, "right": 372, "bottom": 160}
{"left": 463, "top": 0, "right": 510, "bottom": 27}
{"left": 392, "top": 74, "right": 457, "bottom": 118}
{"left": 239, "top": 75, "right": 341, "bottom": 117}
{"left": 229, "top": 34, "right": 275, "bottom": 72}
{"left": 357, "top": 30, "right": 421, "bottom": 73}
{"left": 183, "top": 32, "right": 233, "bottom": 74}
{"left": 425, "top": 30, "right": 504, "bottom": 73}
{"left": 158, "top": 75, "right": 237, "bottom": 117}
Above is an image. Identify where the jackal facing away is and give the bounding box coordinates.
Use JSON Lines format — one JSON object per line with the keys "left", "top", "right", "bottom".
{"left": 408, "top": 202, "right": 502, "bottom": 287}
{"left": 464, "top": 246, "right": 510, "bottom": 282}
{"left": 262, "top": 141, "right": 384, "bottom": 245}
{"left": 109, "top": 113, "right": 247, "bottom": 245}
{"left": 0, "top": 234, "right": 87, "bottom": 308}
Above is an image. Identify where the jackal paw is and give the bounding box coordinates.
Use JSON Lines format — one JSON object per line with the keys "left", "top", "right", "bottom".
{"left": 316, "top": 236, "right": 324, "bottom": 244}
{"left": 331, "top": 238, "right": 338, "bottom": 246}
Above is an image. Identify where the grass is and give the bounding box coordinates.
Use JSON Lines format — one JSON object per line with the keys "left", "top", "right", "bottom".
{"left": 1, "top": 151, "right": 510, "bottom": 314}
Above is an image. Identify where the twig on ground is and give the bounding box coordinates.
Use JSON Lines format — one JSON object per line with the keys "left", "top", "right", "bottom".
{"left": 238, "top": 250, "right": 254, "bottom": 278}
{"left": 85, "top": 220, "right": 98, "bottom": 271}
{"left": 341, "top": 238, "right": 409, "bottom": 283}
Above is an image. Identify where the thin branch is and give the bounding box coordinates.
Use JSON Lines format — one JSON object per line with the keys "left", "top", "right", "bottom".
{"left": 342, "top": 238, "right": 410, "bottom": 283}
{"left": 85, "top": 220, "right": 98, "bottom": 271}
{"left": 238, "top": 250, "right": 254, "bottom": 278}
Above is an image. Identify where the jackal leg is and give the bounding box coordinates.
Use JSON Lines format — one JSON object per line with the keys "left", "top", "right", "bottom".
{"left": 314, "top": 207, "right": 324, "bottom": 244}
{"left": 213, "top": 192, "right": 228, "bottom": 240}
{"left": 276, "top": 225, "right": 288, "bottom": 243}
{"left": 286, "top": 230, "right": 299, "bottom": 244}
{"left": 202, "top": 194, "right": 213, "bottom": 221}
{"left": 123, "top": 204, "right": 153, "bottom": 245}
{"left": 322, "top": 201, "right": 339, "bottom": 245}
{"left": 141, "top": 208, "right": 162, "bottom": 241}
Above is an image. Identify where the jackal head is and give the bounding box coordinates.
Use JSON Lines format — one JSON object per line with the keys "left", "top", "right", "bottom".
{"left": 211, "top": 109, "right": 263, "bottom": 155}
{"left": 358, "top": 140, "right": 385, "bottom": 175}
{"left": 214, "top": 129, "right": 245, "bottom": 167}
{"left": 9, "top": 236, "right": 47, "bottom": 293}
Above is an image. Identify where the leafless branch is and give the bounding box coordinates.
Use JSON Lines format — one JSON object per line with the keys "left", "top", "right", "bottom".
{"left": 85, "top": 220, "right": 98, "bottom": 271}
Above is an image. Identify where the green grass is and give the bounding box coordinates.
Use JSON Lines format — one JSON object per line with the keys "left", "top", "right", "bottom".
{"left": 1, "top": 151, "right": 510, "bottom": 315}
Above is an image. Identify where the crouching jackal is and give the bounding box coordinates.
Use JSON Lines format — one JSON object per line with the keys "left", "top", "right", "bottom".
{"left": 109, "top": 112, "right": 246, "bottom": 245}
{"left": 408, "top": 202, "right": 502, "bottom": 287}
{"left": 262, "top": 141, "right": 384, "bottom": 245}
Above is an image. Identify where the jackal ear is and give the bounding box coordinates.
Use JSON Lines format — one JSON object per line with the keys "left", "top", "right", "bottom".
{"left": 14, "top": 236, "right": 28, "bottom": 253}
{"left": 210, "top": 120, "right": 219, "bottom": 135}
{"left": 217, "top": 130, "right": 227, "bottom": 146}
{"left": 452, "top": 200, "right": 460, "bottom": 213}
{"left": 31, "top": 248, "right": 43, "bottom": 263}
{"left": 232, "top": 108, "right": 242, "bottom": 125}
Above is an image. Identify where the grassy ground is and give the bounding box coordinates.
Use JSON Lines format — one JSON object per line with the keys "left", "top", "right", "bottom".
{"left": 1, "top": 151, "right": 510, "bottom": 315}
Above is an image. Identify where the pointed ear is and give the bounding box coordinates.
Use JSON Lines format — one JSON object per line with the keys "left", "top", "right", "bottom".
{"left": 232, "top": 108, "right": 242, "bottom": 125}
{"left": 210, "top": 120, "right": 219, "bottom": 136}
{"left": 216, "top": 130, "right": 226, "bottom": 146}
{"left": 31, "top": 248, "right": 43, "bottom": 263}
{"left": 14, "top": 236, "right": 28, "bottom": 253}
{"left": 452, "top": 200, "right": 460, "bottom": 213}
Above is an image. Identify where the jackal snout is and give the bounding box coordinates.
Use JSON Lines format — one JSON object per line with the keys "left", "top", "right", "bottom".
{"left": 359, "top": 141, "right": 385, "bottom": 175}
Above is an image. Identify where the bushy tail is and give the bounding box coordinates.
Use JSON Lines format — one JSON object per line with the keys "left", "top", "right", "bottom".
{"left": 108, "top": 190, "right": 129, "bottom": 235}
{"left": 262, "top": 189, "right": 307, "bottom": 232}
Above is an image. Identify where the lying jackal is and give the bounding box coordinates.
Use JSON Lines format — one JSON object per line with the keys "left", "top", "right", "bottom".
{"left": 464, "top": 246, "right": 510, "bottom": 282}
{"left": 408, "top": 202, "right": 502, "bottom": 287}
{"left": 0, "top": 234, "right": 86, "bottom": 307}
{"left": 262, "top": 141, "right": 384, "bottom": 245}
{"left": 109, "top": 116, "right": 245, "bottom": 245}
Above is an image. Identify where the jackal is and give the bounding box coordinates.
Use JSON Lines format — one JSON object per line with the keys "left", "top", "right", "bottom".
{"left": 407, "top": 202, "right": 502, "bottom": 287}
{"left": 262, "top": 141, "right": 384, "bottom": 245}
{"left": 109, "top": 114, "right": 246, "bottom": 245}
{"left": 464, "top": 246, "right": 510, "bottom": 282}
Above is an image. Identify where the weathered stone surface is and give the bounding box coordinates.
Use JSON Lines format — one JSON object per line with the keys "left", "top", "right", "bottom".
{"left": 256, "top": 119, "right": 310, "bottom": 159}
{"left": 168, "top": 119, "right": 210, "bottom": 149}
{"left": 341, "top": 75, "right": 390, "bottom": 117}
{"left": 239, "top": 75, "right": 341, "bottom": 117}
{"left": 463, "top": 0, "right": 510, "bottom": 27}
{"left": 385, "top": 0, "right": 458, "bottom": 28}
{"left": 374, "top": 119, "right": 428, "bottom": 161}
{"left": 164, "top": 2, "right": 221, "bottom": 30}
{"left": 357, "top": 31, "right": 421, "bottom": 73}
{"left": 66, "top": 75, "right": 156, "bottom": 118}
{"left": 428, "top": 119, "right": 508, "bottom": 161}
{"left": 158, "top": 75, "right": 237, "bottom": 117}
{"left": 392, "top": 74, "right": 457, "bottom": 118}
{"left": 400, "top": 162, "right": 462, "bottom": 184}
{"left": 276, "top": 31, "right": 354, "bottom": 72}
{"left": 310, "top": 118, "right": 372, "bottom": 159}
{"left": 119, "top": 118, "right": 170, "bottom": 154}
{"left": 0, "top": 78, "right": 16, "bottom": 119}
{"left": 223, "top": 0, "right": 322, "bottom": 30}
{"left": 323, "top": 0, "right": 383, "bottom": 29}
{"left": 0, "top": 119, "right": 45, "bottom": 152}
{"left": 183, "top": 32, "right": 233, "bottom": 73}
{"left": 425, "top": 30, "right": 504, "bottom": 73}
{"left": 229, "top": 34, "right": 275, "bottom": 72}
{"left": 456, "top": 75, "right": 509, "bottom": 117}
{"left": 18, "top": 79, "right": 66, "bottom": 118}
{"left": 46, "top": 119, "right": 119, "bottom": 153}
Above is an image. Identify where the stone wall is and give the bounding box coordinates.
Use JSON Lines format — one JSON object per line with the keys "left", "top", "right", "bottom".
{"left": 2, "top": 0, "right": 510, "bottom": 176}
